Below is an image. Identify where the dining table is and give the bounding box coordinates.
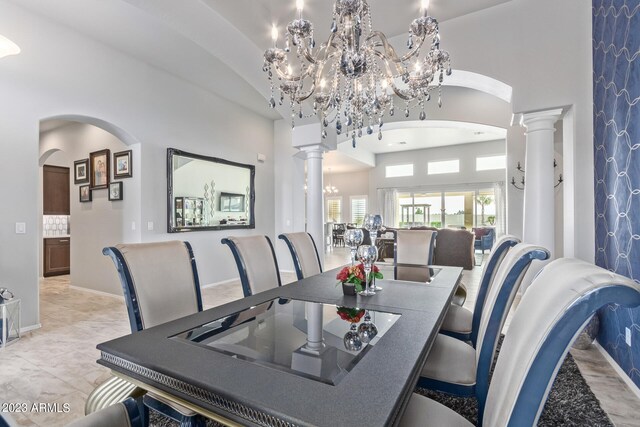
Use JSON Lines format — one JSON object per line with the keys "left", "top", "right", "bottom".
{"left": 97, "top": 265, "right": 463, "bottom": 427}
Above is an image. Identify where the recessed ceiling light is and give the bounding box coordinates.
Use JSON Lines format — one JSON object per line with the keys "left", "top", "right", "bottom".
{"left": 387, "top": 141, "right": 408, "bottom": 146}
{"left": 474, "top": 131, "right": 485, "bottom": 135}
{"left": 0, "top": 35, "right": 20, "bottom": 58}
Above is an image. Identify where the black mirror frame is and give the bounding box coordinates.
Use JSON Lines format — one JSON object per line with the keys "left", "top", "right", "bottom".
{"left": 167, "top": 148, "right": 256, "bottom": 233}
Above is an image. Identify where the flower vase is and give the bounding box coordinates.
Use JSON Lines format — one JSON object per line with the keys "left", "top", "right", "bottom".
{"left": 342, "top": 282, "right": 356, "bottom": 296}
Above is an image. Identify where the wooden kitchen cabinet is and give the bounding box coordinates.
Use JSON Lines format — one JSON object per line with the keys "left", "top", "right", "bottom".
{"left": 44, "top": 238, "right": 70, "bottom": 277}
{"left": 43, "top": 165, "right": 70, "bottom": 215}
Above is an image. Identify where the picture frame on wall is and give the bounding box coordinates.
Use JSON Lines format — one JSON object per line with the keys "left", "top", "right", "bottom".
{"left": 90, "top": 149, "right": 110, "bottom": 189}
{"left": 79, "top": 185, "right": 92, "bottom": 202}
{"left": 108, "top": 181, "right": 123, "bottom": 201}
{"left": 113, "top": 150, "right": 132, "bottom": 179}
{"left": 74, "top": 159, "right": 89, "bottom": 184}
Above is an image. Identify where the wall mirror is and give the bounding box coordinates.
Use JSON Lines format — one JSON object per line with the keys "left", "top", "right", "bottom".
{"left": 167, "top": 148, "right": 255, "bottom": 232}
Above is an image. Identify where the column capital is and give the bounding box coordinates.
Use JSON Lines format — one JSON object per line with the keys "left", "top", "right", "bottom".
{"left": 292, "top": 123, "right": 337, "bottom": 152}
{"left": 298, "top": 145, "right": 325, "bottom": 160}
{"left": 515, "top": 108, "right": 564, "bottom": 133}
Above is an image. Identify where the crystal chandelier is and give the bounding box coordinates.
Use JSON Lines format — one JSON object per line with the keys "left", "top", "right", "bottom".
{"left": 263, "top": 0, "right": 451, "bottom": 147}
{"left": 323, "top": 169, "right": 339, "bottom": 193}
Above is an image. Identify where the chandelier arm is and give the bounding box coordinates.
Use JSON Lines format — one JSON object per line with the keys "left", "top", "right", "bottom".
{"left": 298, "top": 32, "right": 339, "bottom": 65}
{"left": 292, "top": 85, "right": 316, "bottom": 103}
{"left": 273, "top": 63, "right": 314, "bottom": 83}
{"left": 389, "top": 82, "right": 414, "bottom": 101}
{"left": 367, "top": 31, "right": 427, "bottom": 64}
{"left": 367, "top": 49, "right": 413, "bottom": 100}
{"left": 371, "top": 50, "right": 406, "bottom": 76}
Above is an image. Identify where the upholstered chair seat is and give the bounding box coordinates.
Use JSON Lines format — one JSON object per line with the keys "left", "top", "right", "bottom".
{"left": 440, "top": 235, "right": 520, "bottom": 344}
{"left": 439, "top": 304, "right": 473, "bottom": 336}
{"left": 222, "top": 235, "right": 282, "bottom": 297}
{"left": 401, "top": 396, "right": 473, "bottom": 427}
{"left": 394, "top": 229, "right": 437, "bottom": 282}
{"left": 421, "top": 334, "right": 476, "bottom": 387}
{"left": 418, "top": 243, "right": 550, "bottom": 416}
{"left": 69, "top": 399, "right": 142, "bottom": 427}
{"left": 403, "top": 258, "right": 640, "bottom": 427}
{"left": 278, "top": 232, "right": 322, "bottom": 280}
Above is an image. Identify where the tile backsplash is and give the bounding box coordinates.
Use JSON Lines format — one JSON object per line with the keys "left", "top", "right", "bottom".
{"left": 43, "top": 215, "right": 70, "bottom": 237}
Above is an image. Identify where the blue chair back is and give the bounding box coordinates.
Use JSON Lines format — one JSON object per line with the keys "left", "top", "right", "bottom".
{"left": 470, "top": 235, "right": 520, "bottom": 346}
{"left": 103, "top": 241, "right": 202, "bottom": 332}
{"left": 222, "top": 235, "right": 282, "bottom": 297}
{"left": 278, "top": 232, "right": 322, "bottom": 280}
{"left": 483, "top": 258, "right": 640, "bottom": 427}
{"left": 474, "top": 243, "right": 550, "bottom": 420}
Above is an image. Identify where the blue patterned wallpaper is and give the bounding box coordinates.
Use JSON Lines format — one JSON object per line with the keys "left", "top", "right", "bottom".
{"left": 593, "top": 0, "right": 640, "bottom": 388}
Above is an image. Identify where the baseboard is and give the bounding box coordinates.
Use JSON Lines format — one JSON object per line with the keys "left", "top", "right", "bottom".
{"left": 201, "top": 278, "right": 238, "bottom": 289}
{"left": 594, "top": 341, "right": 640, "bottom": 400}
{"left": 21, "top": 323, "right": 42, "bottom": 334}
{"left": 201, "top": 270, "right": 297, "bottom": 289}
{"left": 69, "top": 285, "right": 124, "bottom": 300}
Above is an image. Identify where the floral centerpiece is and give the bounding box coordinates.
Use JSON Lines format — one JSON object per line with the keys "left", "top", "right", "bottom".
{"left": 336, "top": 263, "right": 383, "bottom": 294}
{"left": 336, "top": 306, "right": 366, "bottom": 323}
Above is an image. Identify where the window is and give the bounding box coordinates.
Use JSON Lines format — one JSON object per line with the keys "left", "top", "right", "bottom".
{"left": 350, "top": 196, "right": 368, "bottom": 226}
{"left": 475, "top": 190, "right": 496, "bottom": 227}
{"left": 385, "top": 164, "right": 414, "bottom": 178}
{"left": 398, "top": 192, "right": 438, "bottom": 228}
{"left": 476, "top": 155, "right": 506, "bottom": 171}
{"left": 395, "top": 188, "right": 497, "bottom": 229}
{"left": 428, "top": 159, "right": 460, "bottom": 175}
{"left": 326, "top": 197, "right": 342, "bottom": 223}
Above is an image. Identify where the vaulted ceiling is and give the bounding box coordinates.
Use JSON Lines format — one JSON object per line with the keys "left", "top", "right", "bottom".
{"left": 12, "top": 0, "right": 511, "bottom": 121}
{"left": 18, "top": 0, "right": 514, "bottom": 172}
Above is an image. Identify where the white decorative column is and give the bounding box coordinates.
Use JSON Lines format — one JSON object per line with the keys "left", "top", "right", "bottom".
{"left": 292, "top": 123, "right": 338, "bottom": 269}
{"left": 302, "top": 145, "right": 325, "bottom": 265}
{"left": 519, "top": 108, "right": 563, "bottom": 259}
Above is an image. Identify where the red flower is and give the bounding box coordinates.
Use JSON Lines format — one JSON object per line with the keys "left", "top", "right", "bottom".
{"left": 337, "top": 306, "right": 365, "bottom": 323}
{"left": 336, "top": 267, "right": 349, "bottom": 282}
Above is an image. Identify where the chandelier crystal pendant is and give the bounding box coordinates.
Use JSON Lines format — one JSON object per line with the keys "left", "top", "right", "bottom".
{"left": 263, "top": 0, "right": 451, "bottom": 147}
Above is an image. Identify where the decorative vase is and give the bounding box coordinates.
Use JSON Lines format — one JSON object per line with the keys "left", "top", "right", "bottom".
{"left": 342, "top": 282, "right": 356, "bottom": 296}
{"left": 343, "top": 323, "right": 362, "bottom": 351}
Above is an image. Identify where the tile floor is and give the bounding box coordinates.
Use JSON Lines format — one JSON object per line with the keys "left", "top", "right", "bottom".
{"left": 0, "top": 247, "right": 638, "bottom": 426}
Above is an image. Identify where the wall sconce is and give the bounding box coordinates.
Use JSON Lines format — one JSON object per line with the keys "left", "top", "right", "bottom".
{"left": 0, "top": 35, "right": 20, "bottom": 59}
{"left": 511, "top": 160, "right": 563, "bottom": 190}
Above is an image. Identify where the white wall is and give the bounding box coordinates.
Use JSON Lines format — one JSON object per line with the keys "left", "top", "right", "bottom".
{"left": 323, "top": 171, "right": 370, "bottom": 224}
{"left": 0, "top": 1, "right": 275, "bottom": 329}
{"left": 433, "top": 0, "right": 593, "bottom": 261}
{"left": 370, "top": 140, "right": 506, "bottom": 197}
{"left": 273, "top": 119, "right": 306, "bottom": 271}
{"left": 40, "top": 123, "right": 139, "bottom": 294}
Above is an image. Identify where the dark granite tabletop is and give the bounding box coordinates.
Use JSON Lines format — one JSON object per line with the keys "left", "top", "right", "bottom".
{"left": 97, "top": 265, "right": 462, "bottom": 427}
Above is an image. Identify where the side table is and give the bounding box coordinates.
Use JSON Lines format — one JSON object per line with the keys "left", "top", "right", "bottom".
{"left": 0, "top": 298, "right": 20, "bottom": 348}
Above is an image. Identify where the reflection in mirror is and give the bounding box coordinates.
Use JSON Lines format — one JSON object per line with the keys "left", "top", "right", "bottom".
{"left": 167, "top": 148, "right": 255, "bottom": 232}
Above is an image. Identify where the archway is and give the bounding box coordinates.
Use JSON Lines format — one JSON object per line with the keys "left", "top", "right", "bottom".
{"left": 38, "top": 115, "right": 142, "bottom": 301}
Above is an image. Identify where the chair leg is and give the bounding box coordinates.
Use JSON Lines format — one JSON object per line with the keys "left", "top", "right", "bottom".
{"left": 138, "top": 398, "right": 149, "bottom": 427}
